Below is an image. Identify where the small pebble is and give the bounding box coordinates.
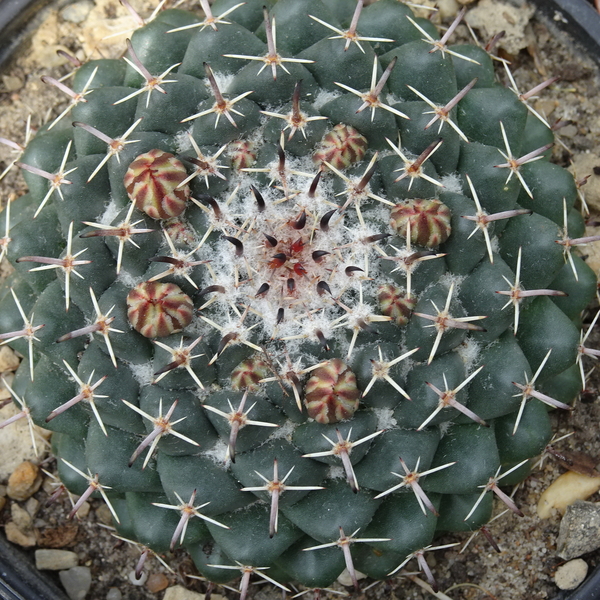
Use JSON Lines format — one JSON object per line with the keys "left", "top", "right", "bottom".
{"left": 337, "top": 567, "right": 366, "bottom": 587}
{"left": 25, "top": 496, "right": 40, "bottom": 517}
{"left": 7, "top": 461, "right": 42, "bottom": 501}
{"left": 465, "top": 0, "right": 535, "bottom": 54}
{"left": 0, "top": 496, "right": 6, "bottom": 512}
{"left": 436, "top": 0, "right": 459, "bottom": 19}
{"left": 560, "top": 125, "right": 578, "bottom": 138}
{"left": 59, "top": 566, "right": 92, "bottom": 600}
{"left": 558, "top": 501, "right": 600, "bottom": 560}
{"left": 75, "top": 501, "right": 90, "bottom": 519}
{"left": 0, "top": 345, "right": 20, "bottom": 371}
{"left": 128, "top": 569, "right": 148, "bottom": 586}
{"left": 60, "top": 0, "right": 93, "bottom": 23}
{"left": 146, "top": 572, "right": 169, "bottom": 593}
{"left": 0, "top": 396, "right": 43, "bottom": 480}
{"left": 585, "top": 225, "right": 600, "bottom": 275}
{"left": 4, "top": 521, "right": 37, "bottom": 547}
{"left": 11, "top": 502, "right": 32, "bottom": 530}
{"left": 35, "top": 549, "right": 79, "bottom": 570}
{"left": 537, "top": 471, "right": 600, "bottom": 518}
{"left": 0, "top": 375, "right": 13, "bottom": 400}
{"left": 569, "top": 152, "right": 600, "bottom": 213}
{"left": 534, "top": 99, "right": 557, "bottom": 119}
{"left": 42, "top": 476, "right": 58, "bottom": 494}
{"left": 95, "top": 504, "right": 113, "bottom": 525}
{"left": 163, "top": 586, "right": 209, "bottom": 600}
{"left": 106, "top": 588, "right": 122, "bottom": 600}
{"left": 3, "top": 75, "right": 22, "bottom": 92}
{"left": 555, "top": 559, "right": 588, "bottom": 590}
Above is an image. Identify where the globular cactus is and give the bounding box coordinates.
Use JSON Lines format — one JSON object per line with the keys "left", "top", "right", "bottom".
{"left": 1, "top": 0, "right": 599, "bottom": 596}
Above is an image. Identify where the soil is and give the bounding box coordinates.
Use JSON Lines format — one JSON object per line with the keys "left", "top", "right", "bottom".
{"left": 1, "top": 1, "right": 600, "bottom": 599}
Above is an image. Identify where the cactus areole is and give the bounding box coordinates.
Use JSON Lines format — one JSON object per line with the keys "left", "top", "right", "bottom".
{"left": 1, "top": 0, "right": 598, "bottom": 595}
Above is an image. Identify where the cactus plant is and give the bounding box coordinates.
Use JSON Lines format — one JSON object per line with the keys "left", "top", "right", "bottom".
{"left": 0, "top": 0, "right": 599, "bottom": 596}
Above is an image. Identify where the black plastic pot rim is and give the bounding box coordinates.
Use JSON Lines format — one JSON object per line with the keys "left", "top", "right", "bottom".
{"left": 0, "top": 0, "right": 599, "bottom": 599}
{"left": 0, "top": 0, "right": 67, "bottom": 67}
{"left": 528, "top": 0, "right": 600, "bottom": 64}
{"left": 551, "top": 564, "right": 600, "bottom": 600}
{"left": 0, "top": 532, "right": 69, "bottom": 600}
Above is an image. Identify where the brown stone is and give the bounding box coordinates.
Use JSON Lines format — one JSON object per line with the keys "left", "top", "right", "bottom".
{"left": 146, "top": 572, "right": 169, "bottom": 593}
{"left": 7, "top": 461, "right": 42, "bottom": 501}
{"left": 0, "top": 496, "right": 6, "bottom": 513}
{"left": 36, "top": 525, "right": 79, "bottom": 548}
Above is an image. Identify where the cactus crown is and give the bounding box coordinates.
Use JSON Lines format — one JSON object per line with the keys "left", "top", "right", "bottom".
{"left": 0, "top": 0, "right": 598, "bottom": 596}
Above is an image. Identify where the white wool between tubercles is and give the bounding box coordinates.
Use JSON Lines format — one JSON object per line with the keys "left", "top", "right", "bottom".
{"left": 386, "top": 92, "right": 402, "bottom": 108}
{"left": 440, "top": 173, "right": 463, "bottom": 194}
{"left": 213, "top": 71, "right": 236, "bottom": 95}
{"left": 267, "top": 419, "right": 296, "bottom": 441}
{"left": 312, "top": 89, "right": 341, "bottom": 111}
{"left": 327, "top": 466, "right": 346, "bottom": 480}
{"left": 438, "top": 420, "right": 453, "bottom": 437}
{"left": 116, "top": 269, "right": 144, "bottom": 289}
{"left": 99, "top": 198, "right": 121, "bottom": 226}
{"left": 399, "top": 353, "right": 418, "bottom": 380}
{"left": 192, "top": 385, "right": 210, "bottom": 404}
{"left": 438, "top": 272, "right": 466, "bottom": 293}
{"left": 455, "top": 339, "right": 482, "bottom": 373}
{"left": 365, "top": 203, "right": 393, "bottom": 227}
{"left": 174, "top": 126, "right": 194, "bottom": 154}
{"left": 374, "top": 407, "right": 397, "bottom": 430}
{"left": 181, "top": 317, "right": 206, "bottom": 340}
{"left": 490, "top": 236, "right": 500, "bottom": 254}
{"left": 244, "top": 123, "right": 266, "bottom": 150}
{"left": 202, "top": 439, "right": 230, "bottom": 468}
{"left": 128, "top": 362, "right": 154, "bottom": 388}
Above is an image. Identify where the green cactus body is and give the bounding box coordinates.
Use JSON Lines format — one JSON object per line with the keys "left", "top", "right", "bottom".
{"left": 1, "top": 0, "right": 597, "bottom": 595}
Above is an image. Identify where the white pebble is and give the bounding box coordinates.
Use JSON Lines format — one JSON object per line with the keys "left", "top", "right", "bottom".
{"left": 163, "top": 586, "right": 217, "bottom": 600}
{"left": 555, "top": 558, "right": 588, "bottom": 590}
{"left": 60, "top": 0, "right": 93, "bottom": 23}
{"left": 128, "top": 570, "right": 148, "bottom": 586}
{"left": 59, "top": 566, "right": 92, "bottom": 600}
{"left": 336, "top": 568, "right": 366, "bottom": 587}
{"left": 537, "top": 472, "right": 600, "bottom": 518}
{"left": 106, "top": 588, "right": 122, "bottom": 600}
{"left": 35, "top": 549, "right": 79, "bottom": 571}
